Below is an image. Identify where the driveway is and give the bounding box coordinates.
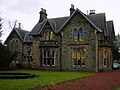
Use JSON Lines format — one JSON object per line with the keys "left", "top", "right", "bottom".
{"left": 34, "top": 70, "right": 120, "bottom": 90}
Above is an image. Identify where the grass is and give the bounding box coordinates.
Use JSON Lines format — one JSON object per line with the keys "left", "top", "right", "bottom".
{"left": 0, "top": 70, "right": 95, "bottom": 90}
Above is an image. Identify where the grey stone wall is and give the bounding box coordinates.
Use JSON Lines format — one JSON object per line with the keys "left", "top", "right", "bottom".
{"left": 60, "top": 13, "right": 97, "bottom": 71}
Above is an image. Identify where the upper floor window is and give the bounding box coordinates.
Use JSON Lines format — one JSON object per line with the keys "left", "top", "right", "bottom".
{"left": 79, "top": 28, "right": 84, "bottom": 41}
{"left": 73, "top": 28, "right": 84, "bottom": 42}
{"left": 74, "top": 28, "right": 79, "bottom": 41}
{"left": 45, "top": 31, "right": 54, "bottom": 40}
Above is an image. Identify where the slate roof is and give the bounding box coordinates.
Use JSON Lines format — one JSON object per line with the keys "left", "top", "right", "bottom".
{"left": 24, "top": 33, "right": 33, "bottom": 43}
{"left": 107, "top": 21, "right": 115, "bottom": 37}
{"left": 4, "top": 28, "right": 30, "bottom": 44}
{"left": 16, "top": 28, "right": 30, "bottom": 41}
{"left": 31, "top": 16, "right": 69, "bottom": 34}
{"left": 31, "top": 8, "right": 106, "bottom": 35}
{"left": 5, "top": 8, "right": 114, "bottom": 44}
{"left": 87, "top": 13, "right": 110, "bottom": 36}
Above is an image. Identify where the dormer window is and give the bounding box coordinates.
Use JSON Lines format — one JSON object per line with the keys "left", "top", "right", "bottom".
{"left": 45, "top": 31, "right": 54, "bottom": 40}
{"left": 50, "top": 31, "right": 53, "bottom": 40}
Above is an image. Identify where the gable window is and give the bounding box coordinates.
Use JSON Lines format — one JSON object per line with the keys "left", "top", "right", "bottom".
{"left": 46, "top": 31, "right": 49, "bottom": 40}
{"left": 79, "top": 28, "right": 84, "bottom": 41}
{"left": 72, "top": 48, "right": 85, "bottom": 67}
{"left": 73, "top": 28, "right": 84, "bottom": 42}
{"left": 74, "top": 28, "right": 79, "bottom": 41}
{"left": 45, "top": 31, "right": 54, "bottom": 40}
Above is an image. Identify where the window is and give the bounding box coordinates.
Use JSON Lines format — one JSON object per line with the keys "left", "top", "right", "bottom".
{"left": 72, "top": 49, "right": 85, "bottom": 67}
{"left": 103, "top": 49, "right": 108, "bottom": 66}
{"left": 45, "top": 31, "right": 54, "bottom": 40}
{"left": 73, "top": 28, "right": 84, "bottom": 42}
{"left": 46, "top": 31, "right": 49, "bottom": 40}
{"left": 79, "top": 28, "right": 84, "bottom": 41}
{"left": 74, "top": 28, "right": 79, "bottom": 41}
{"left": 42, "top": 49, "right": 55, "bottom": 66}
{"left": 50, "top": 31, "right": 53, "bottom": 40}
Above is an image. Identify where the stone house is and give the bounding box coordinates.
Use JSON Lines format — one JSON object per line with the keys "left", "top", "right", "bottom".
{"left": 4, "top": 5, "right": 115, "bottom": 72}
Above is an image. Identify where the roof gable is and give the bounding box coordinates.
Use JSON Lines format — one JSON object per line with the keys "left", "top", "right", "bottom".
{"left": 4, "top": 28, "right": 29, "bottom": 44}
{"left": 58, "top": 8, "right": 102, "bottom": 32}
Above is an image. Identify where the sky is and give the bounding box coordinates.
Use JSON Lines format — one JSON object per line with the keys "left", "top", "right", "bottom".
{"left": 0, "top": 0, "right": 120, "bottom": 42}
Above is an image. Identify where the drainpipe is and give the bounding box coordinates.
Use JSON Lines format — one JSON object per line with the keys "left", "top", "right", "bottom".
{"left": 59, "top": 33, "right": 62, "bottom": 71}
{"left": 95, "top": 30, "right": 99, "bottom": 72}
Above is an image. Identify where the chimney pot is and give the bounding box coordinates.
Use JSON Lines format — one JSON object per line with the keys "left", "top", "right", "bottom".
{"left": 39, "top": 8, "right": 47, "bottom": 22}
{"left": 18, "top": 23, "right": 21, "bottom": 29}
{"left": 69, "top": 4, "right": 75, "bottom": 16}
{"left": 89, "top": 10, "right": 95, "bottom": 15}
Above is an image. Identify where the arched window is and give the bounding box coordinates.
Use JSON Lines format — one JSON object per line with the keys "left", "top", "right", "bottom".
{"left": 81, "top": 49, "right": 85, "bottom": 66}
{"left": 79, "top": 28, "right": 84, "bottom": 41}
{"left": 50, "top": 31, "right": 53, "bottom": 40}
{"left": 103, "top": 49, "right": 108, "bottom": 66}
{"left": 45, "top": 31, "right": 49, "bottom": 40}
{"left": 42, "top": 49, "right": 55, "bottom": 66}
{"left": 74, "top": 28, "right": 79, "bottom": 41}
{"left": 45, "top": 31, "right": 54, "bottom": 40}
{"left": 51, "top": 50, "right": 55, "bottom": 65}
{"left": 72, "top": 49, "right": 85, "bottom": 67}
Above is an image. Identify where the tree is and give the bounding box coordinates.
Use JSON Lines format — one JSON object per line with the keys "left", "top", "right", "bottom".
{"left": 0, "top": 43, "right": 16, "bottom": 69}
{"left": 0, "top": 14, "right": 2, "bottom": 43}
{"left": 112, "top": 34, "right": 120, "bottom": 62}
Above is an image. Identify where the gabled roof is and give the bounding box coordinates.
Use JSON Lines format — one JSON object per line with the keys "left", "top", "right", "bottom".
{"left": 4, "top": 28, "right": 29, "bottom": 44}
{"left": 24, "top": 33, "right": 33, "bottom": 43}
{"left": 87, "top": 13, "right": 108, "bottom": 36}
{"left": 58, "top": 8, "right": 103, "bottom": 32}
{"left": 30, "top": 8, "right": 115, "bottom": 38}
{"left": 31, "top": 19, "right": 47, "bottom": 34}
{"left": 31, "top": 16, "right": 69, "bottom": 34}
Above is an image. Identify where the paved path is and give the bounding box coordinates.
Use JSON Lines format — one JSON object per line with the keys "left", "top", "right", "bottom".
{"left": 34, "top": 70, "right": 120, "bottom": 90}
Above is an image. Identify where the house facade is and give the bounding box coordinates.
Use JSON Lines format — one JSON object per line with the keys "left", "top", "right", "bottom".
{"left": 4, "top": 5, "right": 115, "bottom": 72}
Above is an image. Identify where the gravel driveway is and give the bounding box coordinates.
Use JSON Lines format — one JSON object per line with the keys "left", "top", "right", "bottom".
{"left": 34, "top": 70, "right": 120, "bottom": 90}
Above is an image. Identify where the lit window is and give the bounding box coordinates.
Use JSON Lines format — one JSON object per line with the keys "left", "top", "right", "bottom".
{"left": 72, "top": 49, "right": 85, "bottom": 67}
{"left": 50, "top": 31, "right": 53, "bottom": 40}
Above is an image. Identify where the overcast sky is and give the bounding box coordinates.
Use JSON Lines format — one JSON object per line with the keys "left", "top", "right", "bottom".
{"left": 0, "top": 0, "right": 120, "bottom": 42}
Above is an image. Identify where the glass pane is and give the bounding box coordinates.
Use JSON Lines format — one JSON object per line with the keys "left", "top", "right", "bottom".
{"left": 50, "top": 31, "right": 53, "bottom": 40}
{"left": 47, "top": 58, "right": 50, "bottom": 65}
{"left": 52, "top": 58, "right": 54, "bottom": 65}
{"left": 79, "top": 28, "right": 84, "bottom": 36}
{"left": 77, "top": 51, "right": 81, "bottom": 60}
{"left": 72, "top": 51, "right": 76, "bottom": 59}
{"left": 43, "top": 58, "right": 46, "bottom": 65}
{"left": 52, "top": 50, "right": 54, "bottom": 57}
{"left": 46, "top": 31, "right": 49, "bottom": 40}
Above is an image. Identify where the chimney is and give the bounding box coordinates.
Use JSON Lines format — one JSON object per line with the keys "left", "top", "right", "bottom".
{"left": 89, "top": 10, "right": 95, "bottom": 15}
{"left": 69, "top": 4, "right": 75, "bottom": 15}
{"left": 39, "top": 8, "right": 47, "bottom": 22}
{"left": 18, "top": 23, "right": 21, "bottom": 29}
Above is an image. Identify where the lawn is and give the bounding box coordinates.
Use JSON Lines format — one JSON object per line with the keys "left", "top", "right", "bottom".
{"left": 0, "top": 70, "right": 95, "bottom": 90}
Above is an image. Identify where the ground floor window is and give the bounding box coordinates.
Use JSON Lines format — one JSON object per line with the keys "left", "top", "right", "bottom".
{"left": 42, "top": 49, "right": 55, "bottom": 66}
{"left": 103, "top": 49, "right": 108, "bottom": 66}
{"left": 72, "top": 48, "right": 85, "bottom": 67}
